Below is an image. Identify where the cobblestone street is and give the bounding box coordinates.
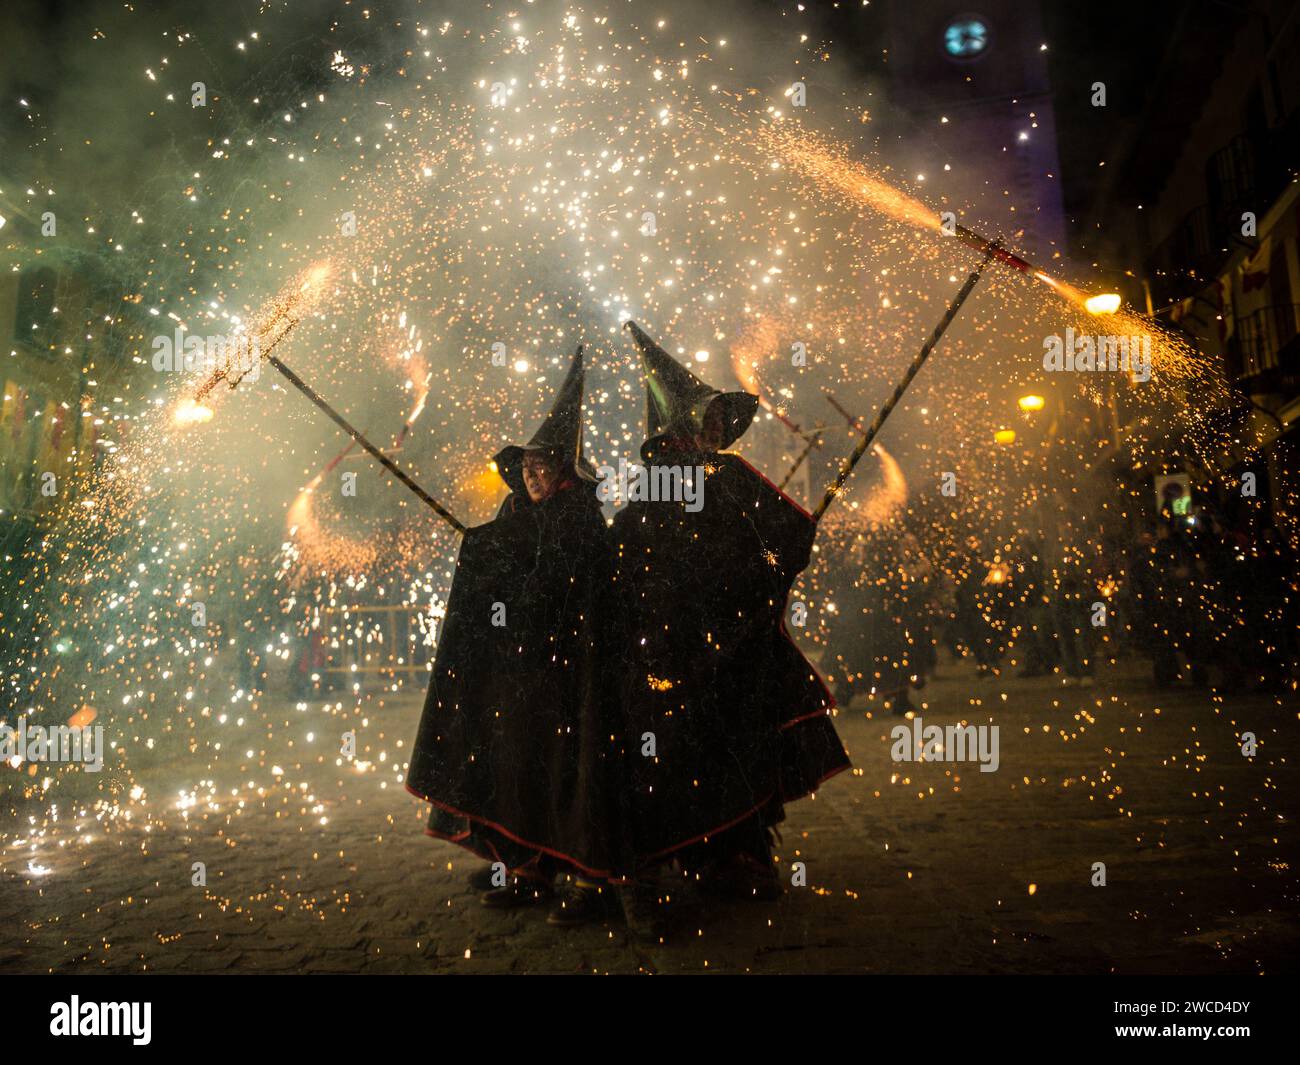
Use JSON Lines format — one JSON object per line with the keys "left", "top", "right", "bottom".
{"left": 3, "top": 655, "right": 1296, "bottom": 974}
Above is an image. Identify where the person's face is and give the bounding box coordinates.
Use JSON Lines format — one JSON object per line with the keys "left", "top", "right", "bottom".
{"left": 522, "top": 452, "right": 560, "bottom": 502}
{"left": 694, "top": 403, "right": 725, "bottom": 452}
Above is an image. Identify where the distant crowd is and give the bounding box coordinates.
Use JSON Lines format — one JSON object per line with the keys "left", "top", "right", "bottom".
{"left": 818, "top": 507, "right": 1298, "bottom": 711}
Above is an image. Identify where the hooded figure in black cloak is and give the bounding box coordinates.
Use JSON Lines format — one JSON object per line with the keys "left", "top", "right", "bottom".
{"left": 612, "top": 321, "right": 851, "bottom": 898}
{"left": 406, "top": 346, "right": 626, "bottom": 918}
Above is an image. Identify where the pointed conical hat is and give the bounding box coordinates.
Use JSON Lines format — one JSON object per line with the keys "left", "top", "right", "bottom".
{"left": 623, "top": 320, "right": 758, "bottom": 460}
{"left": 493, "top": 345, "right": 598, "bottom": 495}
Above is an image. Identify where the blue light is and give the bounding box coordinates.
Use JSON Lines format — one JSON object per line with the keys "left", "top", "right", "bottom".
{"left": 944, "top": 17, "right": 989, "bottom": 59}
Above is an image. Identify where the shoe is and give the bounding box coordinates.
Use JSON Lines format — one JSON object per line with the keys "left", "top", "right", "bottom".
{"left": 699, "top": 853, "right": 782, "bottom": 902}
{"left": 547, "top": 881, "right": 618, "bottom": 927}
{"left": 618, "top": 881, "right": 668, "bottom": 943}
{"left": 481, "top": 876, "right": 553, "bottom": 909}
{"left": 468, "top": 863, "right": 504, "bottom": 892}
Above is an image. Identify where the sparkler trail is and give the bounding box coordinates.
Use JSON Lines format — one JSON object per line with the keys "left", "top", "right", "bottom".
{"left": 187, "top": 263, "right": 334, "bottom": 409}
{"left": 732, "top": 114, "right": 1126, "bottom": 315}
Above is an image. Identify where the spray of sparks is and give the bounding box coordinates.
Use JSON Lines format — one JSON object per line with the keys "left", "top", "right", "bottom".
{"left": 1, "top": 2, "right": 1285, "bottom": 968}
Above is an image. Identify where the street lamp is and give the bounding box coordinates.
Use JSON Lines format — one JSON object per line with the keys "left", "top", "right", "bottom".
{"left": 994, "top": 428, "right": 1017, "bottom": 444}
{"left": 1018, "top": 394, "right": 1046, "bottom": 412}
{"left": 1085, "top": 292, "right": 1121, "bottom": 315}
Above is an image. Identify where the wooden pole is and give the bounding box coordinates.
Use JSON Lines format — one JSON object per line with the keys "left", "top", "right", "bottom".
{"left": 267, "top": 353, "right": 467, "bottom": 535}
{"left": 812, "top": 242, "right": 999, "bottom": 523}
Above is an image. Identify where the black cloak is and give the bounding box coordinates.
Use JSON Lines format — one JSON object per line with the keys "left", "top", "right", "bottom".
{"left": 405, "top": 346, "right": 620, "bottom": 877}
{"left": 406, "top": 483, "right": 625, "bottom": 878}
{"left": 612, "top": 448, "right": 851, "bottom": 864}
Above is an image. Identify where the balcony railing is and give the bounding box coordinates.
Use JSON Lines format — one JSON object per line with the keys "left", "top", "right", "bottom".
{"left": 1233, "top": 303, "right": 1300, "bottom": 382}
{"left": 1148, "top": 110, "right": 1298, "bottom": 310}
{"left": 1206, "top": 116, "right": 1298, "bottom": 239}
{"left": 1206, "top": 134, "right": 1258, "bottom": 228}
{"left": 1144, "top": 204, "right": 1218, "bottom": 307}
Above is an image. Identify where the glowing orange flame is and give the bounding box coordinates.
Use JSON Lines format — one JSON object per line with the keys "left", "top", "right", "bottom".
{"left": 68, "top": 705, "right": 97, "bottom": 729}
{"left": 172, "top": 398, "right": 213, "bottom": 426}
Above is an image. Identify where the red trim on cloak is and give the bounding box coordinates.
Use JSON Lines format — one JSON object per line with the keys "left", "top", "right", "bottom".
{"left": 415, "top": 454, "right": 845, "bottom": 876}
{"left": 779, "top": 704, "right": 837, "bottom": 730}
{"left": 626, "top": 446, "right": 847, "bottom": 861}
{"left": 639, "top": 760, "right": 850, "bottom": 864}
{"left": 774, "top": 608, "right": 838, "bottom": 717}
{"left": 645, "top": 445, "right": 835, "bottom": 716}
{"left": 413, "top": 752, "right": 849, "bottom": 877}
{"left": 412, "top": 755, "right": 849, "bottom": 877}
{"left": 728, "top": 452, "right": 815, "bottom": 522}
{"left": 422, "top": 826, "right": 555, "bottom": 882}
{"left": 421, "top": 826, "right": 550, "bottom": 882}
{"left": 423, "top": 825, "right": 494, "bottom": 862}
{"left": 406, "top": 781, "right": 614, "bottom": 879}
{"left": 708, "top": 450, "right": 834, "bottom": 715}
{"left": 776, "top": 602, "right": 837, "bottom": 704}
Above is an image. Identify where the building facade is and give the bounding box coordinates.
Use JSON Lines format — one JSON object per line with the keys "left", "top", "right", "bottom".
{"left": 1063, "top": 0, "right": 1300, "bottom": 532}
